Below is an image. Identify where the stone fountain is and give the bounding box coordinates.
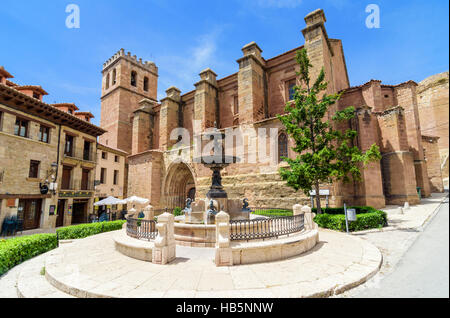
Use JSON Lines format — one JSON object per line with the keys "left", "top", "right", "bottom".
{"left": 177, "top": 123, "right": 251, "bottom": 225}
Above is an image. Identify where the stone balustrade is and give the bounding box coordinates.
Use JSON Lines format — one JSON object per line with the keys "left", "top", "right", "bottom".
{"left": 152, "top": 212, "right": 176, "bottom": 265}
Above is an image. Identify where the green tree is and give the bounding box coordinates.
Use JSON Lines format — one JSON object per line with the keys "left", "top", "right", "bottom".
{"left": 277, "top": 49, "right": 381, "bottom": 214}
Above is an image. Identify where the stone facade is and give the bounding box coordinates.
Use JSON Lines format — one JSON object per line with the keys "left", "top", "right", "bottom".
{"left": 0, "top": 69, "right": 105, "bottom": 230}
{"left": 94, "top": 143, "right": 128, "bottom": 203}
{"left": 422, "top": 135, "right": 444, "bottom": 193}
{"left": 98, "top": 9, "right": 444, "bottom": 211}
{"left": 417, "top": 72, "right": 449, "bottom": 182}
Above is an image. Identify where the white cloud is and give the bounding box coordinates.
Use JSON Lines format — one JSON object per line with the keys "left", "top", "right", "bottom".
{"left": 157, "top": 28, "right": 223, "bottom": 98}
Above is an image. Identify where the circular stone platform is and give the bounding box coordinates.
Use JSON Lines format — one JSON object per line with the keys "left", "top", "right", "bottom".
{"left": 41, "top": 229, "right": 382, "bottom": 298}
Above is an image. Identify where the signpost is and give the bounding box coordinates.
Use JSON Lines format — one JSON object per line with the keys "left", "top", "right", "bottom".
{"left": 344, "top": 204, "right": 357, "bottom": 234}
{"left": 309, "top": 189, "right": 330, "bottom": 209}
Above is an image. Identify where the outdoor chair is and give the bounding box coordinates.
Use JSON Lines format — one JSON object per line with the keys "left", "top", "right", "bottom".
{"left": 3, "top": 217, "right": 17, "bottom": 236}
{"left": 15, "top": 219, "right": 23, "bottom": 235}
{"left": 99, "top": 213, "right": 109, "bottom": 222}
{"left": 1, "top": 217, "right": 9, "bottom": 237}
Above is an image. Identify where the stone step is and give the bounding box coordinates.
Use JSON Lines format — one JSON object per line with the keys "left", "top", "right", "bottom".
{"left": 16, "top": 256, "right": 75, "bottom": 298}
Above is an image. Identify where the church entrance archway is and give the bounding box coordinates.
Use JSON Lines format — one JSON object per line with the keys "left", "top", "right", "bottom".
{"left": 163, "top": 162, "right": 196, "bottom": 209}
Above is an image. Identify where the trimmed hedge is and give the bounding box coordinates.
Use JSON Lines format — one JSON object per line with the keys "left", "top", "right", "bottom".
{"left": 312, "top": 206, "right": 378, "bottom": 215}
{"left": 314, "top": 210, "right": 388, "bottom": 232}
{"left": 56, "top": 220, "right": 126, "bottom": 240}
{"left": 252, "top": 209, "right": 293, "bottom": 217}
{"left": 0, "top": 234, "right": 57, "bottom": 276}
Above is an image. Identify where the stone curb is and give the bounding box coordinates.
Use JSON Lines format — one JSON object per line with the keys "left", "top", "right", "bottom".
{"left": 418, "top": 194, "right": 449, "bottom": 230}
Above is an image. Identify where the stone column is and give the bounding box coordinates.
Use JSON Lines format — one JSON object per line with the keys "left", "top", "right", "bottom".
{"left": 152, "top": 212, "right": 176, "bottom": 265}
{"left": 302, "top": 9, "right": 335, "bottom": 94}
{"left": 394, "top": 82, "right": 431, "bottom": 198}
{"left": 237, "top": 42, "right": 266, "bottom": 124}
{"left": 215, "top": 211, "right": 233, "bottom": 267}
{"left": 355, "top": 106, "right": 385, "bottom": 209}
{"left": 160, "top": 87, "right": 181, "bottom": 150}
{"left": 131, "top": 99, "right": 157, "bottom": 155}
{"left": 377, "top": 107, "right": 420, "bottom": 205}
{"left": 302, "top": 205, "right": 317, "bottom": 230}
{"left": 194, "top": 68, "right": 218, "bottom": 134}
{"left": 143, "top": 205, "right": 154, "bottom": 221}
{"left": 293, "top": 204, "right": 304, "bottom": 217}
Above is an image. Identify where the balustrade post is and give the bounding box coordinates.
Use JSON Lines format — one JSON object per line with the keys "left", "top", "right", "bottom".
{"left": 215, "top": 211, "right": 233, "bottom": 267}
{"left": 144, "top": 205, "right": 154, "bottom": 221}
{"left": 302, "top": 205, "right": 317, "bottom": 230}
{"left": 152, "top": 212, "right": 176, "bottom": 265}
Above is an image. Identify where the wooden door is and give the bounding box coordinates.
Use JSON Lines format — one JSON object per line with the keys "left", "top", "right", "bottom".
{"left": 62, "top": 166, "right": 72, "bottom": 190}
{"left": 81, "top": 169, "right": 89, "bottom": 190}
{"left": 56, "top": 200, "right": 65, "bottom": 227}
{"left": 23, "top": 200, "right": 42, "bottom": 230}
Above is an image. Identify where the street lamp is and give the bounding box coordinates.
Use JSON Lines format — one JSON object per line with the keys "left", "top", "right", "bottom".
{"left": 40, "top": 162, "right": 58, "bottom": 195}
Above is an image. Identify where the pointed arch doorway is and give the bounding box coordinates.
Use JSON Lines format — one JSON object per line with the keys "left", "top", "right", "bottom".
{"left": 163, "top": 162, "right": 196, "bottom": 209}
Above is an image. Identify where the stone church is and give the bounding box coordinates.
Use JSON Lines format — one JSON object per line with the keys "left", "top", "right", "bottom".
{"left": 98, "top": 9, "right": 443, "bottom": 211}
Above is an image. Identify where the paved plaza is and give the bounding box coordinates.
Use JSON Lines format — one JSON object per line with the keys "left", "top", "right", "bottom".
{"left": 1, "top": 193, "right": 447, "bottom": 298}
{"left": 2, "top": 228, "right": 380, "bottom": 298}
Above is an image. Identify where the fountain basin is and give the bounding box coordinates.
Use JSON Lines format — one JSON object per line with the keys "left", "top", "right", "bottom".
{"left": 174, "top": 222, "right": 216, "bottom": 247}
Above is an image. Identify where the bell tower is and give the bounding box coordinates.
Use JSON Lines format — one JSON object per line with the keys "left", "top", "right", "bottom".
{"left": 99, "top": 49, "right": 158, "bottom": 153}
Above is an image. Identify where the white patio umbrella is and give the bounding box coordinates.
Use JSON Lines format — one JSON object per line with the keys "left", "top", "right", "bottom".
{"left": 122, "top": 196, "right": 150, "bottom": 205}
{"left": 94, "top": 196, "right": 123, "bottom": 206}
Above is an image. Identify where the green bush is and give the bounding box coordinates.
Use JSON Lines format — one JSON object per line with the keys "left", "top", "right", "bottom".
{"left": 173, "top": 207, "right": 183, "bottom": 217}
{"left": 314, "top": 210, "right": 388, "bottom": 232}
{"left": 56, "top": 220, "right": 126, "bottom": 240}
{"left": 0, "top": 234, "right": 57, "bottom": 276}
{"left": 252, "top": 209, "right": 293, "bottom": 217}
{"left": 312, "top": 206, "right": 378, "bottom": 215}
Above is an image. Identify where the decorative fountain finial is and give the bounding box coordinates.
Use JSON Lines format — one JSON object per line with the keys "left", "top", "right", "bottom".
{"left": 183, "top": 198, "right": 193, "bottom": 216}
{"left": 242, "top": 198, "right": 251, "bottom": 213}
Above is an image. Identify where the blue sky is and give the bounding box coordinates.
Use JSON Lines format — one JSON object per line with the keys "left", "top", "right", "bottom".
{"left": 0, "top": 0, "right": 448, "bottom": 126}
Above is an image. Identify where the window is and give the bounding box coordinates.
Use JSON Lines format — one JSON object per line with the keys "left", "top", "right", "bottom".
{"left": 102, "top": 152, "right": 107, "bottom": 160}
{"left": 114, "top": 155, "right": 119, "bottom": 163}
{"left": 287, "top": 79, "right": 296, "bottom": 101}
{"left": 29, "top": 160, "right": 40, "bottom": 179}
{"left": 64, "top": 134, "right": 74, "bottom": 157}
{"left": 113, "top": 170, "right": 119, "bottom": 185}
{"left": 278, "top": 133, "right": 288, "bottom": 163}
{"left": 112, "top": 69, "right": 117, "bottom": 85}
{"left": 100, "top": 168, "right": 107, "bottom": 184}
{"left": 68, "top": 109, "right": 73, "bottom": 114}
{"left": 38, "top": 125, "right": 50, "bottom": 143}
{"left": 131, "top": 71, "right": 137, "bottom": 87}
{"left": 105, "top": 73, "right": 110, "bottom": 90}
{"left": 83, "top": 140, "right": 91, "bottom": 161}
{"left": 234, "top": 96, "right": 239, "bottom": 115}
{"left": 14, "top": 118, "right": 29, "bottom": 137}
{"left": 33, "top": 92, "right": 40, "bottom": 99}
{"left": 143, "top": 77, "right": 149, "bottom": 91}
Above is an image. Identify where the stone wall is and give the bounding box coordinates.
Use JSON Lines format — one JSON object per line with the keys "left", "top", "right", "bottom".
{"left": 417, "top": 71, "right": 449, "bottom": 180}
{"left": 422, "top": 136, "right": 444, "bottom": 193}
